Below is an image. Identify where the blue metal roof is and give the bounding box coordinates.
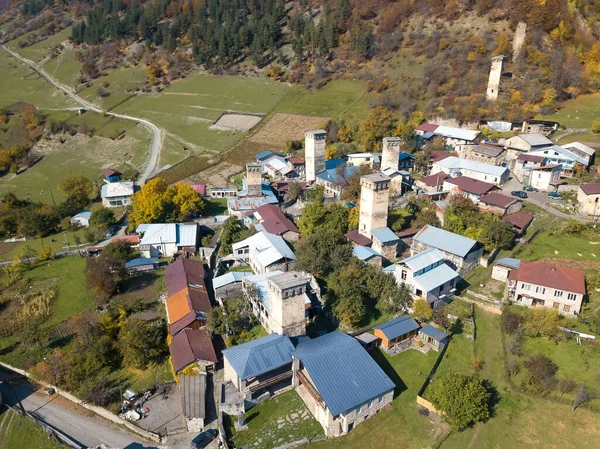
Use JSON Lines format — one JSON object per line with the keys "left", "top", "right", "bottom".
{"left": 494, "top": 257, "right": 521, "bottom": 269}
{"left": 222, "top": 334, "right": 294, "bottom": 380}
{"left": 325, "top": 159, "right": 346, "bottom": 170}
{"left": 352, "top": 245, "right": 382, "bottom": 261}
{"left": 371, "top": 227, "right": 400, "bottom": 244}
{"left": 255, "top": 150, "right": 283, "bottom": 161}
{"left": 212, "top": 271, "right": 253, "bottom": 290}
{"left": 125, "top": 257, "right": 159, "bottom": 268}
{"left": 293, "top": 332, "right": 395, "bottom": 416}
{"left": 413, "top": 225, "right": 477, "bottom": 258}
{"left": 316, "top": 165, "right": 360, "bottom": 184}
{"left": 399, "top": 152, "right": 415, "bottom": 161}
{"left": 413, "top": 263, "right": 460, "bottom": 294}
{"left": 400, "top": 248, "right": 444, "bottom": 273}
{"left": 374, "top": 316, "right": 420, "bottom": 341}
{"left": 419, "top": 324, "right": 448, "bottom": 342}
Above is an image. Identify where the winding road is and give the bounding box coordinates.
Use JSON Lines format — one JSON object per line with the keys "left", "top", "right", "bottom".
{"left": 1, "top": 44, "right": 162, "bottom": 184}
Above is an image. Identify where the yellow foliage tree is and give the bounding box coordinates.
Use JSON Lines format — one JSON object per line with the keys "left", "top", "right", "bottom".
{"left": 412, "top": 299, "right": 433, "bottom": 322}
{"left": 128, "top": 178, "right": 169, "bottom": 230}
{"left": 167, "top": 182, "right": 204, "bottom": 221}
{"left": 325, "top": 144, "right": 335, "bottom": 160}
{"left": 359, "top": 106, "right": 394, "bottom": 151}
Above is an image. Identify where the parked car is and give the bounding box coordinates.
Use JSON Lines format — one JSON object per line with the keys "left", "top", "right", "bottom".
{"left": 523, "top": 186, "right": 538, "bottom": 192}
{"left": 190, "top": 429, "right": 218, "bottom": 449}
{"left": 548, "top": 192, "right": 564, "bottom": 200}
{"left": 511, "top": 191, "right": 528, "bottom": 199}
{"left": 44, "top": 387, "right": 55, "bottom": 395}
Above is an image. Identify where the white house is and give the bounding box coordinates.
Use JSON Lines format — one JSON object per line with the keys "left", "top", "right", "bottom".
{"left": 431, "top": 126, "right": 481, "bottom": 154}
{"left": 101, "top": 181, "right": 134, "bottom": 207}
{"left": 513, "top": 154, "right": 545, "bottom": 182}
{"left": 563, "top": 142, "right": 595, "bottom": 166}
{"left": 346, "top": 152, "right": 381, "bottom": 167}
{"left": 529, "top": 164, "right": 562, "bottom": 191}
{"left": 138, "top": 223, "right": 198, "bottom": 257}
{"left": 385, "top": 248, "right": 460, "bottom": 307}
{"left": 529, "top": 145, "right": 589, "bottom": 174}
{"left": 232, "top": 231, "right": 296, "bottom": 274}
{"left": 578, "top": 183, "right": 600, "bottom": 217}
{"left": 431, "top": 156, "right": 509, "bottom": 186}
{"left": 71, "top": 210, "right": 91, "bottom": 227}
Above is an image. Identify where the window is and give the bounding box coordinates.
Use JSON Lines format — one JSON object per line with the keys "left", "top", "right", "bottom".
{"left": 567, "top": 293, "right": 577, "bottom": 301}
{"left": 416, "top": 289, "right": 423, "bottom": 297}
{"left": 554, "top": 290, "right": 563, "bottom": 297}
{"left": 535, "top": 286, "right": 546, "bottom": 294}
{"left": 564, "top": 305, "right": 571, "bottom": 312}
{"left": 369, "top": 401, "right": 373, "bottom": 408}
{"left": 521, "top": 283, "right": 531, "bottom": 291}
{"left": 401, "top": 270, "right": 407, "bottom": 280}
{"left": 553, "top": 302, "right": 560, "bottom": 309}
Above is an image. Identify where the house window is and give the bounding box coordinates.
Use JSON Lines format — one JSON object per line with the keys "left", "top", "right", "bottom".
{"left": 564, "top": 305, "right": 571, "bottom": 312}
{"left": 369, "top": 401, "right": 373, "bottom": 408}
{"left": 567, "top": 293, "right": 577, "bottom": 301}
{"left": 416, "top": 289, "right": 423, "bottom": 296}
{"left": 554, "top": 290, "right": 563, "bottom": 297}
{"left": 535, "top": 286, "right": 546, "bottom": 294}
{"left": 553, "top": 302, "right": 560, "bottom": 309}
{"left": 521, "top": 283, "right": 531, "bottom": 291}
{"left": 401, "top": 270, "right": 407, "bottom": 280}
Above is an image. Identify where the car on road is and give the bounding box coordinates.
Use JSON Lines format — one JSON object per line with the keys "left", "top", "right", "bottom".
{"left": 511, "top": 191, "right": 528, "bottom": 199}
{"left": 190, "top": 429, "right": 218, "bottom": 449}
{"left": 548, "top": 192, "right": 564, "bottom": 200}
{"left": 523, "top": 186, "right": 538, "bottom": 192}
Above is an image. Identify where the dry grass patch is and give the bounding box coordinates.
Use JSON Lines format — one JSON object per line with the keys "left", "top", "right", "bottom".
{"left": 249, "top": 113, "right": 327, "bottom": 147}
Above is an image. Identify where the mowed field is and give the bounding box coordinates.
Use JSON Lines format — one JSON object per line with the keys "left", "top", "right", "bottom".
{"left": 9, "top": 27, "right": 73, "bottom": 63}
{"left": 537, "top": 93, "right": 600, "bottom": 129}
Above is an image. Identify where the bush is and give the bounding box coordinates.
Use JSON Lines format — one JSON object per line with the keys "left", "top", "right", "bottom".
{"left": 523, "top": 354, "right": 558, "bottom": 394}
{"left": 592, "top": 118, "right": 600, "bottom": 134}
{"left": 500, "top": 308, "right": 523, "bottom": 334}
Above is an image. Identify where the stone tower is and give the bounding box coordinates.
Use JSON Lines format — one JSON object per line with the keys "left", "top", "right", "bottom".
{"left": 246, "top": 163, "right": 262, "bottom": 196}
{"left": 268, "top": 271, "right": 307, "bottom": 337}
{"left": 305, "top": 130, "right": 327, "bottom": 182}
{"left": 381, "top": 137, "right": 401, "bottom": 171}
{"left": 359, "top": 173, "right": 391, "bottom": 238}
{"left": 486, "top": 55, "right": 505, "bottom": 102}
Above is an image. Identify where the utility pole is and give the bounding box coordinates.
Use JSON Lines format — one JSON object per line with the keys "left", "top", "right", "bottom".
{"left": 49, "top": 188, "right": 56, "bottom": 207}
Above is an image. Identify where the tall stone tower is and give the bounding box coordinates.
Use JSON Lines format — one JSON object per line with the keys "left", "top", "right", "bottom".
{"left": 268, "top": 271, "right": 307, "bottom": 337}
{"left": 305, "top": 130, "right": 327, "bottom": 182}
{"left": 486, "top": 55, "right": 505, "bottom": 102}
{"left": 359, "top": 173, "right": 391, "bottom": 238}
{"left": 381, "top": 137, "right": 401, "bottom": 171}
{"left": 246, "top": 163, "right": 262, "bottom": 196}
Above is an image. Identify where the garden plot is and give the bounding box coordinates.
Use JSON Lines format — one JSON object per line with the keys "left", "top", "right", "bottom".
{"left": 211, "top": 112, "right": 264, "bottom": 131}
{"left": 250, "top": 113, "right": 327, "bottom": 148}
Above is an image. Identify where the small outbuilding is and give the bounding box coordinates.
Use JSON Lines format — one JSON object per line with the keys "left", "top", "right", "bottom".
{"left": 125, "top": 257, "right": 159, "bottom": 273}
{"left": 492, "top": 257, "right": 521, "bottom": 282}
{"left": 71, "top": 210, "right": 91, "bottom": 228}
{"left": 418, "top": 325, "right": 448, "bottom": 351}
{"left": 373, "top": 316, "right": 420, "bottom": 350}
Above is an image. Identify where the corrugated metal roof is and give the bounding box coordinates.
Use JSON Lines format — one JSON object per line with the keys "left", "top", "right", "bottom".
{"left": 73, "top": 210, "right": 91, "bottom": 220}
{"left": 419, "top": 325, "right": 448, "bottom": 342}
{"left": 413, "top": 263, "right": 460, "bottom": 294}
{"left": 563, "top": 141, "right": 595, "bottom": 156}
{"left": 125, "top": 257, "right": 159, "bottom": 268}
{"left": 212, "top": 271, "right": 253, "bottom": 290}
{"left": 433, "top": 126, "right": 480, "bottom": 142}
{"left": 232, "top": 231, "right": 296, "bottom": 267}
{"left": 165, "top": 258, "right": 205, "bottom": 295}
{"left": 371, "top": 227, "right": 400, "bottom": 244}
{"left": 399, "top": 248, "right": 444, "bottom": 272}
{"left": 178, "top": 224, "right": 198, "bottom": 247}
{"left": 374, "top": 316, "right": 420, "bottom": 340}
{"left": 170, "top": 329, "right": 217, "bottom": 373}
{"left": 180, "top": 374, "right": 206, "bottom": 419}
{"left": 494, "top": 257, "right": 521, "bottom": 269}
{"left": 316, "top": 165, "right": 360, "bottom": 183}
{"left": 352, "top": 245, "right": 382, "bottom": 261}
{"left": 413, "top": 225, "right": 477, "bottom": 258}
{"left": 140, "top": 223, "right": 177, "bottom": 245}
{"left": 293, "top": 332, "right": 395, "bottom": 416}
{"left": 101, "top": 181, "right": 134, "bottom": 198}
{"left": 222, "top": 333, "right": 295, "bottom": 380}
{"left": 435, "top": 157, "right": 508, "bottom": 178}
{"left": 514, "top": 133, "right": 553, "bottom": 147}
{"left": 530, "top": 145, "right": 588, "bottom": 165}
{"left": 325, "top": 159, "right": 345, "bottom": 170}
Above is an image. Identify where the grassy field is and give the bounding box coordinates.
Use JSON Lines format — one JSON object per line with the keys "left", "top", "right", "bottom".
{"left": 514, "top": 229, "right": 600, "bottom": 262}
{"left": 0, "top": 409, "right": 67, "bottom": 449}
{"left": 14, "top": 27, "right": 73, "bottom": 63}
{"left": 557, "top": 132, "right": 600, "bottom": 145}
{"left": 537, "top": 94, "right": 600, "bottom": 129}
{"left": 42, "top": 48, "right": 83, "bottom": 89}
{"left": 0, "top": 228, "right": 90, "bottom": 262}
{"left": 0, "top": 50, "right": 75, "bottom": 109}
{"left": 228, "top": 389, "right": 323, "bottom": 449}
{"left": 77, "top": 65, "right": 147, "bottom": 111}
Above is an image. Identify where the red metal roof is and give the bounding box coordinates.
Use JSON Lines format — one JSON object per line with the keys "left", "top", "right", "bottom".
{"left": 580, "top": 183, "right": 600, "bottom": 195}
{"left": 190, "top": 184, "right": 207, "bottom": 196}
{"left": 395, "top": 227, "right": 419, "bottom": 238}
{"left": 165, "top": 258, "right": 206, "bottom": 296}
{"left": 478, "top": 192, "right": 517, "bottom": 208}
{"left": 508, "top": 260, "right": 585, "bottom": 295}
{"left": 504, "top": 211, "right": 534, "bottom": 230}
{"left": 445, "top": 176, "right": 497, "bottom": 195}
{"left": 102, "top": 168, "right": 120, "bottom": 177}
{"left": 416, "top": 123, "right": 439, "bottom": 133}
{"left": 517, "top": 154, "right": 545, "bottom": 164}
{"left": 254, "top": 204, "right": 299, "bottom": 235}
{"left": 429, "top": 150, "right": 457, "bottom": 163}
{"left": 170, "top": 329, "right": 217, "bottom": 373}
{"left": 419, "top": 172, "right": 448, "bottom": 187}
{"left": 288, "top": 157, "right": 305, "bottom": 165}
{"left": 344, "top": 230, "right": 373, "bottom": 246}
{"left": 110, "top": 235, "right": 140, "bottom": 244}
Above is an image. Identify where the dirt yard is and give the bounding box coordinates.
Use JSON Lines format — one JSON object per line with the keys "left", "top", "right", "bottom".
{"left": 249, "top": 113, "right": 327, "bottom": 147}
{"left": 211, "top": 113, "right": 264, "bottom": 131}
{"left": 183, "top": 160, "right": 243, "bottom": 188}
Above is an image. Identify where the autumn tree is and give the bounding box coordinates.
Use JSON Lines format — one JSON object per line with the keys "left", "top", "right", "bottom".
{"left": 58, "top": 174, "right": 93, "bottom": 209}
{"left": 167, "top": 182, "right": 205, "bottom": 221}
{"left": 359, "top": 107, "right": 394, "bottom": 151}
{"left": 412, "top": 298, "right": 433, "bottom": 322}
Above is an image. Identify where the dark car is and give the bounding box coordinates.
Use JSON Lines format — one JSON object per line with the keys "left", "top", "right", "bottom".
{"left": 523, "top": 185, "right": 538, "bottom": 192}
{"left": 190, "top": 429, "right": 218, "bottom": 449}
{"left": 548, "top": 192, "right": 564, "bottom": 200}
{"left": 511, "top": 190, "right": 528, "bottom": 199}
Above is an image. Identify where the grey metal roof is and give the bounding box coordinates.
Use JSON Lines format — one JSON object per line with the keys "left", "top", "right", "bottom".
{"left": 212, "top": 271, "right": 253, "bottom": 290}
{"left": 413, "top": 225, "right": 477, "bottom": 258}
{"left": 222, "top": 334, "right": 294, "bottom": 380}
{"left": 371, "top": 227, "right": 400, "bottom": 244}
{"left": 413, "top": 263, "right": 460, "bottom": 294}
{"left": 180, "top": 374, "right": 206, "bottom": 419}
{"left": 433, "top": 126, "right": 480, "bottom": 142}
{"left": 352, "top": 245, "right": 382, "bottom": 261}
{"left": 268, "top": 271, "right": 307, "bottom": 290}
{"left": 530, "top": 145, "right": 588, "bottom": 166}
{"left": 125, "top": 257, "right": 159, "bottom": 268}
{"left": 232, "top": 231, "right": 296, "bottom": 267}
{"left": 515, "top": 133, "right": 553, "bottom": 147}
{"left": 374, "top": 316, "right": 420, "bottom": 340}
{"left": 434, "top": 156, "right": 508, "bottom": 177}
{"left": 355, "top": 332, "right": 379, "bottom": 344}
{"left": 494, "top": 257, "right": 521, "bottom": 269}
{"left": 293, "top": 332, "right": 395, "bottom": 416}
{"left": 419, "top": 325, "right": 448, "bottom": 342}
{"left": 316, "top": 165, "right": 360, "bottom": 183}
{"left": 399, "top": 248, "right": 445, "bottom": 273}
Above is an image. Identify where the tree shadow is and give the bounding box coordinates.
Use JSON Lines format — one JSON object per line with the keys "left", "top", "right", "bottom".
{"left": 370, "top": 349, "right": 407, "bottom": 398}
{"left": 482, "top": 379, "right": 500, "bottom": 419}
{"left": 0, "top": 342, "right": 18, "bottom": 356}
{"left": 119, "top": 272, "right": 159, "bottom": 294}
{"left": 448, "top": 319, "right": 463, "bottom": 336}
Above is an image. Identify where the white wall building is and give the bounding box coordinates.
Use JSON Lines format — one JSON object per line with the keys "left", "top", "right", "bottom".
{"left": 101, "top": 181, "right": 134, "bottom": 207}
{"left": 431, "top": 156, "right": 509, "bottom": 186}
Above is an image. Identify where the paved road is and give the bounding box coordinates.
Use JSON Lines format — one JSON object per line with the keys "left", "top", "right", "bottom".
{"left": 1, "top": 45, "right": 162, "bottom": 184}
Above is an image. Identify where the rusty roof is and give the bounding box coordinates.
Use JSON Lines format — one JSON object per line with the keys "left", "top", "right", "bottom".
{"left": 509, "top": 260, "right": 585, "bottom": 295}
{"left": 517, "top": 154, "right": 545, "bottom": 164}
{"left": 170, "top": 329, "right": 217, "bottom": 373}
{"left": 418, "top": 172, "right": 448, "bottom": 187}
{"left": 166, "top": 258, "right": 205, "bottom": 296}
{"left": 479, "top": 192, "right": 518, "bottom": 208}
{"left": 254, "top": 204, "right": 299, "bottom": 235}
{"left": 344, "top": 230, "right": 372, "bottom": 246}
{"left": 416, "top": 123, "right": 439, "bottom": 132}
{"left": 445, "top": 176, "right": 497, "bottom": 195}
{"left": 504, "top": 211, "right": 534, "bottom": 230}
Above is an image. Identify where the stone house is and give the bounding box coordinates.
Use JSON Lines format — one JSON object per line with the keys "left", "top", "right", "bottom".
{"left": 529, "top": 164, "right": 562, "bottom": 192}
{"left": 462, "top": 143, "right": 506, "bottom": 165}
{"left": 513, "top": 154, "right": 545, "bottom": 182}
{"left": 232, "top": 231, "right": 296, "bottom": 274}
{"left": 478, "top": 192, "right": 523, "bottom": 216}
{"left": 442, "top": 176, "right": 499, "bottom": 203}
{"left": 578, "top": 183, "right": 600, "bottom": 217}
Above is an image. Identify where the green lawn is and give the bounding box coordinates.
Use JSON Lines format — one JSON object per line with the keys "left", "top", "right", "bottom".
{"left": 229, "top": 389, "right": 324, "bottom": 449}
{"left": 42, "top": 48, "right": 83, "bottom": 91}
{"left": 204, "top": 198, "right": 228, "bottom": 216}
{"left": 0, "top": 50, "right": 76, "bottom": 109}
{"left": 303, "top": 348, "right": 440, "bottom": 449}
{"left": 0, "top": 410, "right": 67, "bottom": 449}
{"left": 537, "top": 94, "right": 600, "bottom": 129}
{"left": 15, "top": 27, "right": 73, "bottom": 63}
{"left": 0, "top": 228, "right": 90, "bottom": 262}
{"left": 514, "top": 229, "right": 600, "bottom": 262}
{"left": 77, "top": 65, "right": 147, "bottom": 111}
{"left": 557, "top": 132, "right": 600, "bottom": 145}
